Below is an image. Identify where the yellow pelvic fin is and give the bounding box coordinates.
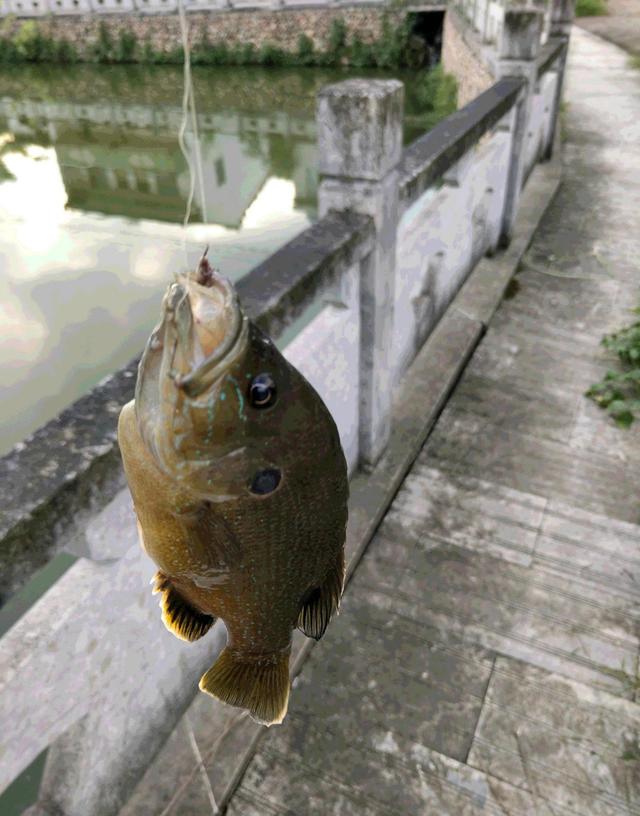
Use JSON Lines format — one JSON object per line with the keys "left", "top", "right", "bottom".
{"left": 199, "top": 647, "right": 291, "bottom": 726}
{"left": 152, "top": 571, "right": 215, "bottom": 642}
{"left": 297, "top": 547, "right": 345, "bottom": 641}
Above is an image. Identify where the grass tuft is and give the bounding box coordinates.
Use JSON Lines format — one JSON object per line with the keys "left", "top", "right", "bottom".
{"left": 575, "top": 0, "right": 608, "bottom": 17}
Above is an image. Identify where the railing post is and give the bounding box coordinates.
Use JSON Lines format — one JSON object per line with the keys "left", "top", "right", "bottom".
{"left": 549, "top": 0, "right": 575, "bottom": 37}
{"left": 543, "top": 0, "right": 575, "bottom": 159}
{"left": 496, "top": 7, "right": 543, "bottom": 247}
{"left": 317, "top": 79, "right": 403, "bottom": 471}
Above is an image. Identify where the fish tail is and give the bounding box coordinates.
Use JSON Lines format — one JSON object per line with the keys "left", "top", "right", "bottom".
{"left": 297, "top": 547, "right": 345, "bottom": 641}
{"left": 199, "top": 647, "right": 290, "bottom": 726}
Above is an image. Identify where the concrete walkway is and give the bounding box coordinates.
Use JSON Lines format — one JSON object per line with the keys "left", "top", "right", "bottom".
{"left": 217, "top": 27, "right": 640, "bottom": 816}
{"left": 576, "top": 0, "right": 640, "bottom": 58}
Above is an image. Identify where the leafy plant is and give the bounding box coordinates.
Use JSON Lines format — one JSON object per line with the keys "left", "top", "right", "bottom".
{"left": 575, "top": 0, "right": 607, "bottom": 16}
{"left": 258, "top": 43, "right": 288, "bottom": 67}
{"left": 413, "top": 63, "right": 458, "bottom": 129}
{"left": 95, "top": 21, "right": 113, "bottom": 63}
{"left": 296, "top": 34, "right": 315, "bottom": 66}
{"left": 14, "top": 21, "right": 44, "bottom": 61}
{"left": 114, "top": 30, "right": 137, "bottom": 63}
{"left": 328, "top": 17, "right": 347, "bottom": 56}
{"left": 586, "top": 308, "right": 640, "bottom": 427}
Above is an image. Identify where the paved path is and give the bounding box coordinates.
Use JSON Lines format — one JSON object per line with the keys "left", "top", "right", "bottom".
{"left": 220, "top": 27, "right": 640, "bottom": 816}
{"left": 576, "top": 0, "right": 640, "bottom": 58}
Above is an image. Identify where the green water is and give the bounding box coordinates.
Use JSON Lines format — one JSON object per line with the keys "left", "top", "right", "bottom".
{"left": 0, "top": 61, "right": 437, "bottom": 456}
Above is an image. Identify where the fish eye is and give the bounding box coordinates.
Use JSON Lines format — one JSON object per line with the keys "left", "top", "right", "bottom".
{"left": 250, "top": 468, "right": 281, "bottom": 496}
{"left": 248, "top": 373, "right": 277, "bottom": 409}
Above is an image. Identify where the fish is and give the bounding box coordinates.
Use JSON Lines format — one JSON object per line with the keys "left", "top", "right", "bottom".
{"left": 117, "top": 250, "right": 349, "bottom": 726}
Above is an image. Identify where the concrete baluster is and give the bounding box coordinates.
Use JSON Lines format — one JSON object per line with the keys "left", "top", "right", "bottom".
{"left": 550, "top": 0, "right": 575, "bottom": 37}
{"left": 317, "top": 80, "right": 403, "bottom": 470}
{"left": 495, "top": 7, "right": 543, "bottom": 246}
{"left": 543, "top": 0, "right": 575, "bottom": 159}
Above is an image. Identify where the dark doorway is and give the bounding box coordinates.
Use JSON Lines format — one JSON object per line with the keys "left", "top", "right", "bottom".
{"left": 408, "top": 11, "right": 446, "bottom": 67}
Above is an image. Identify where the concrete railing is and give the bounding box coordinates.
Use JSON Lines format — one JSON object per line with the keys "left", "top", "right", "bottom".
{"left": 0, "top": 2, "right": 573, "bottom": 813}
{"left": 0, "top": 0, "right": 412, "bottom": 18}
{"left": 455, "top": 0, "right": 555, "bottom": 47}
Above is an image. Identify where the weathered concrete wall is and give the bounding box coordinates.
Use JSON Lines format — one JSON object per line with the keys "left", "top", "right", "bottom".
{"left": 0, "top": 7, "right": 405, "bottom": 58}
{"left": 442, "top": 6, "right": 494, "bottom": 108}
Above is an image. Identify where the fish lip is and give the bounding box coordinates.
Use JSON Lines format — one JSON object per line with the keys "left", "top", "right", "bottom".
{"left": 175, "top": 291, "right": 248, "bottom": 399}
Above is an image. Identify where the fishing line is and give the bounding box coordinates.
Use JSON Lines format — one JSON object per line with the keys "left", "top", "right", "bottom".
{"left": 158, "top": 708, "right": 250, "bottom": 816}
{"left": 176, "top": 0, "right": 208, "bottom": 275}
{"left": 156, "top": 15, "right": 253, "bottom": 811}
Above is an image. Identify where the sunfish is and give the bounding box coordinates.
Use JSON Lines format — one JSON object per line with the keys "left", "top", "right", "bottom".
{"left": 117, "top": 252, "right": 349, "bottom": 726}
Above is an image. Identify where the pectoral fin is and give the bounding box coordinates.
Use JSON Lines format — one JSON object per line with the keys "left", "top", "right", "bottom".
{"left": 297, "top": 547, "right": 345, "bottom": 641}
{"left": 152, "top": 571, "right": 215, "bottom": 642}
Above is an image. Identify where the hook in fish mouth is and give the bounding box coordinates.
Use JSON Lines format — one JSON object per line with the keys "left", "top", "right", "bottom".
{"left": 163, "top": 257, "right": 248, "bottom": 399}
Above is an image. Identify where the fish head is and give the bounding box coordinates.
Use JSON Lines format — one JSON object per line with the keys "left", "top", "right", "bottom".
{"left": 135, "top": 255, "right": 329, "bottom": 502}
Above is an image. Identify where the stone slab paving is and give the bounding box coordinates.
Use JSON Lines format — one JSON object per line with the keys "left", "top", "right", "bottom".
{"left": 221, "top": 27, "right": 640, "bottom": 815}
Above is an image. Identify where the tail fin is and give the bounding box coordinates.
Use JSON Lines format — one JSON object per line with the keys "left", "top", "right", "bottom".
{"left": 199, "top": 647, "right": 290, "bottom": 726}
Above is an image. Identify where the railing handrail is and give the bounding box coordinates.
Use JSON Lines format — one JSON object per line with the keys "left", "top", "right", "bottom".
{"left": 0, "top": 0, "right": 445, "bottom": 18}
{"left": 399, "top": 75, "right": 524, "bottom": 210}
{"left": 536, "top": 36, "right": 566, "bottom": 78}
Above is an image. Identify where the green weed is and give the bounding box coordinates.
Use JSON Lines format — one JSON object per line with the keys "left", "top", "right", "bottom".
{"left": 575, "top": 0, "right": 608, "bottom": 16}
{"left": 586, "top": 308, "right": 640, "bottom": 427}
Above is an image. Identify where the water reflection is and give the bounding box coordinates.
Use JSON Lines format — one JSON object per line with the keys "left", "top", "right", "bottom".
{"left": 0, "top": 63, "right": 425, "bottom": 454}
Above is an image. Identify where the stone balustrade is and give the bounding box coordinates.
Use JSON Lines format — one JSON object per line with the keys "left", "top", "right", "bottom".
{"left": 0, "top": 2, "right": 573, "bottom": 813}
{"left": 0, "top": 0, "right": 400, "bottom": 18}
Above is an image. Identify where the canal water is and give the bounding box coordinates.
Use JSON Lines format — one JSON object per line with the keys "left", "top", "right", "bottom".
{"left": 0, "top": 61, "right": 437, "bottom": 457}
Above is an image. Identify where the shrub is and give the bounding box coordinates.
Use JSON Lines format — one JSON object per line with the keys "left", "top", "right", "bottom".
{"left": 56, "top": 38, "right": 78, "bottom": 63}
{"left": 115, "top": 30, "right": 137, "bottom": 63}
{"left": 575, "top": 0, "right": 607, "bottom": 16}
{"left": 296, "top": 34, "right": 315, "bottom": 66}
{"left": 14, "top": 21, "right": 44, "bottom": 61}
{"left": 371, "top": 13, "right": 412, "bottom": 68}
{"left": 258, "top": 43, "right": 288, "bottom": 66}
{"left": 414, "top": 64, "right": 458, "bottom": 129}
{"left": 348, "top": 35, "right": 375, "bottom": 68}
{"left": 95, "top": 21, "right": 113, "bottom": 63}
{"left": 328, "top": 17, "right": 347, "bottom": 55}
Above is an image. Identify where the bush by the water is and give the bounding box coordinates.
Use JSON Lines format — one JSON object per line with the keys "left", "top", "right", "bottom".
{"left": 0, "top": 20, "right": 77, "bottom": 63}
{"left": 586, "top": 309, "right": 640, "bottom": 427}
{"left": 0, "top": 13, "right": 431, "bottom": 69}
{"left": 414, "top": 64, "right": 458, "bottom": 129}
{"left": 575, "top": 0, "right": 608, "bottom": 16}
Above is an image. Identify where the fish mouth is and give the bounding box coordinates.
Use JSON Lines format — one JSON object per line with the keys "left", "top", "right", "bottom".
{"left": 163, "top": 265, "right": 249, "bottom": 400}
